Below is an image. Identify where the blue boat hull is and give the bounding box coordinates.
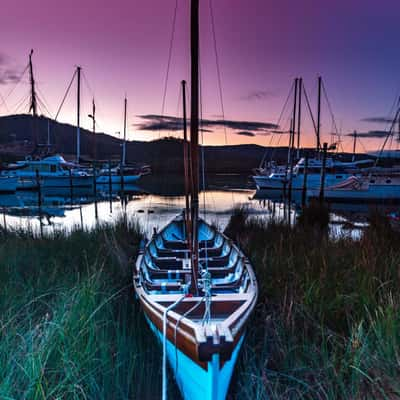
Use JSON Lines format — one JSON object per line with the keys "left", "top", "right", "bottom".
{"left": 147, "top": 316, "right": 244, "bottom": 400}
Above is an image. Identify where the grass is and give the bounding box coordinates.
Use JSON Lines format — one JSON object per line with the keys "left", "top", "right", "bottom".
{"left": 1, "top": 209, "right": 399, "bottom": 399}
{"left": 226, "top": 207, "right": 400, "bottom": 399}
{"left": 0, "top": 219, "right": 179, "bottom": 399}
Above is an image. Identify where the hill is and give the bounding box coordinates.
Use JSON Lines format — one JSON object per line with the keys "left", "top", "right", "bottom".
{"left": 0, "top": 114, "right": 376, "bottom": 173}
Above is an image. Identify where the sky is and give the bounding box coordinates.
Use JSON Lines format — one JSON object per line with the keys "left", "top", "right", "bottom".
{"left": 1, "top": 0, "right": 400, "bottom": 152}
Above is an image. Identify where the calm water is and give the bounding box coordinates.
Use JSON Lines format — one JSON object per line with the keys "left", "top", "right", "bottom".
{"left": 0, "top": 174, "right": 382, "bottom": 238}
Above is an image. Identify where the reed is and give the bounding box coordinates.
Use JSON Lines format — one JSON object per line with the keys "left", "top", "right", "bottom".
{"left": 227, "top": 208, "right": 400, "bottom": 399}
{"left": 1, "top": 210, "right": 399, "bottom": 399}
{"left": 0, "top": 219, "right": 179, "bottom": 399}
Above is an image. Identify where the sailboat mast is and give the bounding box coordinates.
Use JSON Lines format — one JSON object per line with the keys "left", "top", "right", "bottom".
{"left": 352, "top": 130, "right": 357, "bottom": 162}
{"left": 76, "top": 66, "right": 81, "bottom": 163}
{"left": 316, "top": 76, "right": 322, "bottom": 153}
{"left": 122, "top": 96, "right": 127, "bottom": 166}
{"left": 29, "top": 50, "right": 37, "bottom": 117}
{"left": 28, "top": 49, "right": 38, "bottom": 148}
{"left": 296, "top": 77, "right": 302, "bottom": 159}
{"left": 190, "top": 0, "right": 200, "bottom": 294}
{"left": 92, "top": 99, "right": 96, "bottom": 160}
{"left": 182, "top": 80, "right": 191, "bottom": 246}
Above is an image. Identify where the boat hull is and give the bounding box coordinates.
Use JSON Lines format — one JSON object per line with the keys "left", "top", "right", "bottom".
{"left": 134, "top": 215, "right": 257, "bottom": 400}
{"left": 253, "top": 173, "right": 352, "bottom": 191}
{"left": 308, "top": 185, "right": 400, "bottom": 204}
{"left": 96, "top": 174, "right": 141, "bottom": 184}
{"left": 147, "top": 316, "right": 244, "bottom": 400}
{"left": 0, "top": 177, "right": 17, "bottom": 193}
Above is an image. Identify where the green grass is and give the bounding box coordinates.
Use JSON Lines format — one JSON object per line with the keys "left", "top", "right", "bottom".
{"left": 0, "top": 219, "right": 179, "bottom": 399}
{"left": 1, "top": 210, "right": 399, "bottom": 399}
{"left": 226, "top": 207, "right": 400, "bottom": 399}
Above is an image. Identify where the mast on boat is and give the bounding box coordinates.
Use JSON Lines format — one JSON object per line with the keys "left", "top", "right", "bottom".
{"left": 122, "top": 96, "right": 127, "bottom": 166}
{"left": 182, "top": 80, "right": 192, "bottom": 254}
{"left": 189, "top": 0, "right": 200, "bottom": 294}
{"left": 28, "top": 50, "right": 38, "bottom": 118}
{"left": 296, "top": 77, "right": 302, "bottom": 159}
{"left": 89, "top": 98, "right": 96, "bottom": 160}
{"left": 76, "top": 66, "right": 81, "bottom": 163}
{"left": 352, "top": 130, "right": 357, "bottom": 162}
{"left": 28, "top": 49, "right": 38, "bottom": 148}
{"left": 316, "top": 76, "right": 322, "bottom": 153}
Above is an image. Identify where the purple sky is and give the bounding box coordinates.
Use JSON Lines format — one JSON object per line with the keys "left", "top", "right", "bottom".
{"left": 1, "top": 0, "right": 400, "bottom": 151}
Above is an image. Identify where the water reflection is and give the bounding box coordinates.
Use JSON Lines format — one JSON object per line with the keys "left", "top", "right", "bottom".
{"left": 1, "top": 173, "right": 397, "bottom": 236}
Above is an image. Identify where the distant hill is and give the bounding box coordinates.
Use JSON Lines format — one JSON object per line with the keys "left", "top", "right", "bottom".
{"left": 0, "top": 114, "right": 375, "bottom": 173}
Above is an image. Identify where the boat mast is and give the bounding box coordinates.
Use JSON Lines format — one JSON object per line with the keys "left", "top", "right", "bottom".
{"left": 182, "top": 80, "right": 191, "bottom": 249}
{"left": 28, "top": 49, "right": 38, "bottom": 148}
{"left": 29, "top": 50, "right": 37, "bottom": 117}
{"left": 189, "top": 0, "right": 200, "bottom": 294}
{"left": 316, "top": 76, "right": 322, "bottom": 153}
{"left": 122, "top": 96, "right": 127, "bottom": 166}
{"left": 92, "top": 99, "right": 96, "bottom": 159}
{"left": 76, "top": 66, "right": 81, "bottom": 163}
{"left": 296, "top": 77, "right": 302, "bottom": 159}
{"left": 352, "top": 130, "right": 357, "bottom": 162}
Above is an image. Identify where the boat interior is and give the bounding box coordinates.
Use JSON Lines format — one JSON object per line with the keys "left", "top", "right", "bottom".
{"left": 137, "top": 215, "right": 253, "bottom": 296}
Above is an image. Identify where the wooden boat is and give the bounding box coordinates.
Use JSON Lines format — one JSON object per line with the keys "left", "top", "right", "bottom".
{"left": 133, "top": 1, "right": 257, "bottom": 399}
{"left": 134, "top": 215, "right": 257, "bottom": 399}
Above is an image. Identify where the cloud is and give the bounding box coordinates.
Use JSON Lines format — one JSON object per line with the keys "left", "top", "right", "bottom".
{"left": 136, "top": 114, "right": 278, "bottom": 135}
{"left": 360, "top": 117, "right": 393, "bottom": 124}
{"left": 0, "top": 53, "right": 22, "bottom": 85}
{"left": 241, "top": 90, "right": 277, "bottom": 101}
{"left": 346, "top": 130, "right": 388, "bottom": 138}
{"left": 235, "top": 131, "right": 256, "bottom": 137}
{"left": 270, "top": 129, "right": 290, "bottom": 135}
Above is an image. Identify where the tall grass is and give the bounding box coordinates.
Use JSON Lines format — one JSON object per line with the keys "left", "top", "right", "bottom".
{"left": 0, "top": 220, "right": 179, "bottom": 399}
{"left": 226, "top": 207, "right": 400, "bottom": 399}
{"left": 1, "top": 210, "right": 400, "bottom": 399}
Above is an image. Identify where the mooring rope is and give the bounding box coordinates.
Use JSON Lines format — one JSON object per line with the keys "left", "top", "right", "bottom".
{"left": 162, "top": 294, "right": 186, "bottom": 400}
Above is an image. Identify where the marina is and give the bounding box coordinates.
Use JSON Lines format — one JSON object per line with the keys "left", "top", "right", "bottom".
{"left": 1, "top": 0, "right": 400, "bottom": 398}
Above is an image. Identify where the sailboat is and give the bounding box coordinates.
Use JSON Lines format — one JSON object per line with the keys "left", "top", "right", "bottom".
{"left": 96, "top": 97, "right": 143, "bottom": 184}
{"left": 133, "top": 2, "right": 258, "bottom": 399}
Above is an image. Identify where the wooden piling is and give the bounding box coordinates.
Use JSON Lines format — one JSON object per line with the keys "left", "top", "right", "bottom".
{"left": 92, "top": 163, "right": 98, "bottom": 220}
{"left": 36, "top": 169, "right": 43, "bottom": 237}
{"left": 319, "top": 143, "right": 328, "bottom": 204}
{"left": 108, "top": 160, "right": 112, "bottom": 213}
{"left": 69, "top": 169, "right": 73, "bottom": 207}
{"left": 301, "top": 154, "right": 308, "bottom": 209}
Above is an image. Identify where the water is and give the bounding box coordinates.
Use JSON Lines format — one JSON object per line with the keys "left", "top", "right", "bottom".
{"left": 0, "top": 174, "right": 387, "bottom": 238}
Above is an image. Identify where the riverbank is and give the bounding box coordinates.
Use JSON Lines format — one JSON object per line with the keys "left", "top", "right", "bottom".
{"left": 0, "top": 211, "right": 399, "bottom": 398}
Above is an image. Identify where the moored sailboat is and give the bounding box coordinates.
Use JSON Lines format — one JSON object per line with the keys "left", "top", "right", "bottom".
{"left": 133, "top": 2, "right": 258, "bottom": 399}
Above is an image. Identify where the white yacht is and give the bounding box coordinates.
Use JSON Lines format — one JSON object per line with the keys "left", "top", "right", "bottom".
{"left": 308, "top": 175, "right": 400, "bottom": 203}
{"left": 96, "top": 163, "right": 142, "bottom": 184}
{"left": 0, "top": 155, "right": 93, "bottom": 192}
{"left": 253, "top": 157, "right": 374, "bottom": 190}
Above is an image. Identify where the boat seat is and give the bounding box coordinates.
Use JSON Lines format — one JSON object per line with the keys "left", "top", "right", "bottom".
{"left": 141, "top": 267, "right": 246, "bottom": 294}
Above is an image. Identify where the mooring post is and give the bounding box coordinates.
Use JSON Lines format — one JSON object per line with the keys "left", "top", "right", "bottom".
{"left": 79, "top": 201, "right": 83, "bottom": 230}
{"left": 301, "top": 154, "right": 308, "bottom": 209}
{"left": 3, "top": 208, "right": 7, "bottom": 233}
{"left": 69, "top": 169, "right": 73, "bottom": 207}
{"left": 36, "top": 169, "right": 43, "bottom": 237}
{"left": 120, "top": 163, "right": 125, "bottom": 204}
{"left": 319, "top": 143, "right": 328, "bottom": 204}
{"left": 108, "top": 160, "right": 112, "bottom": 213}
{"left": 92, "top": 162, "right": 98, "bottom": 221}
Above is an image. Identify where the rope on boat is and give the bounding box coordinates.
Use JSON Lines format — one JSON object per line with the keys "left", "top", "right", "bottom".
{"left": 173, "top": 295, "right": 206, "bottom": 381}
{"left": 200, "top": 270, "right": 212, "bottom": 325}
{"left": 162, "top": 294, "right": 186, "bottom": 400}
